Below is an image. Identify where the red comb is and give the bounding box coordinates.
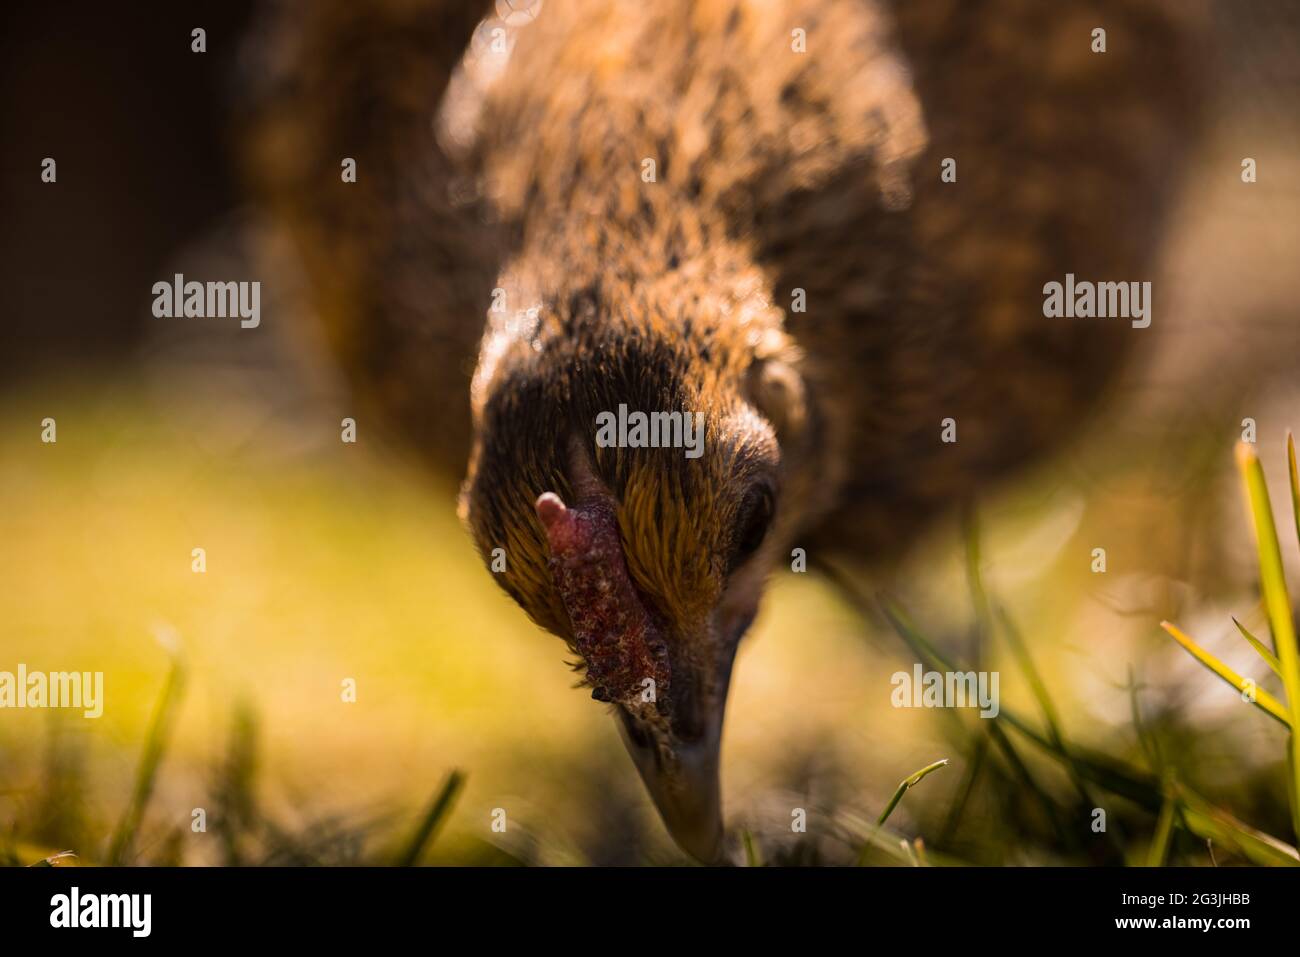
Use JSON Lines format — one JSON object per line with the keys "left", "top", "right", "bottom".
{"left": 535, "top": 492, "right": 670, "bottom": 711}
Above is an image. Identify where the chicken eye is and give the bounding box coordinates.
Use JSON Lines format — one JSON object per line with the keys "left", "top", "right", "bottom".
{"left": 729, "top": 485, "right": 774, "bottom": 570}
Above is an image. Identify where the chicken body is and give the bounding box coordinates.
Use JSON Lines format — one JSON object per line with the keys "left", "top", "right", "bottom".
{"left": 247, "top": 0, "right": 1205, "bottom": 860}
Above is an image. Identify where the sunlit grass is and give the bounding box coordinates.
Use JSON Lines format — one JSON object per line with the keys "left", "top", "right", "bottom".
{"left": 1158, "top": 621, "right": 1290, "bottom": 727}
{"left": 877, "top": 758, "right": 950, "bottom": 827}
{"left": 1160, "top": 438, "right": 1300, "bottom": 849}
{"left": 4, "top": 382, "right": 1300, "bottom": 865}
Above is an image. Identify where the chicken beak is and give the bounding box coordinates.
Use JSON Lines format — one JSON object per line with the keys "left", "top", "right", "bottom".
{"left": 616, "top": 705, "right": 726, "bottom": 863}
{"left": 615, "top": 627, "right": 742, "bottom": 864}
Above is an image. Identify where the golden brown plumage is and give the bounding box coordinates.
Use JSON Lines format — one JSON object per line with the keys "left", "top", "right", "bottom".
{"left": 244, "top": 0, "right": 1206, "bottom": 860}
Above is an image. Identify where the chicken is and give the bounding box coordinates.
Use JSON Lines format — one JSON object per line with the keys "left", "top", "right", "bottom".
{"left": 244, "top": 0, "right": 1206, "bottom": 861}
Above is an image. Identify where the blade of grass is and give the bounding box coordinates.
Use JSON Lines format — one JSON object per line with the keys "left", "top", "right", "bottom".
{"left": 1146, "top": 787, "right": 1177, "bottom": 867}
{"left": 815, "top": 564, "right": 1164, "bottom": 809}
{"left": 1233, "top": 617, "right": 1282, "bottom": 677}
{"left": 963, "top": 506, "right": 993, "bottom": 671}
{"left": 395, "top": 769, "right": 465, "bottom": 866}
{"left": 855, "top": 758, "right": 948, "bottom": 865}
{"left": 1176, "top": 784, "right": 1300, "bottom": 866}
{"left": 997, "top": 606, "right": 1065, "bottom": 745}
{"left": 107, "top": 655, "right": 186, "bottom": 866}
{"left": 939, "top": 735, "right": 987, "bottom": 846}
{"left": 878, "top": 758, "right": 950, "bottom": 827}
{"left": 997, "top": 606, "right": 1111, "bottom": 814}
{"left": 1128, "top": 666, "right": 1162, "bottom": 771}
{"left": 880, "top": 590, "right": 1165, "bottom": 808}
{"left": 965, "top": 519, "right": 1104, "bottom": 825}
{"left": 213, "top": 701, "right": 260, "bottom": 866}
{"left": 966, "top": 511, "right": 1118, "bottom": 851}
{"left": 878, "top": 595, "right": 953, "bottom": 675}
{"left": 881, "top": 597, "right": 1073, "bottom": 839}
{"left": 824, "top": 560, "right": 1298, "bottom": 860}
{"left": 1236, "top": 442, "right": 1300, "bottom": 839}
{"left": 1160, "top": 621, "right": 1290, "bottom": 726}
{"left": 963, "top": 513, "right": 1125, "bottom": 855}
{"left": 27, "top": 850, "right": 77, "bottom": 867}
{"left": 741, "top": 828, "right": 762, "bottom": 867}
{"left": 986, "top": 719, "right": 1071, "bottom": 835}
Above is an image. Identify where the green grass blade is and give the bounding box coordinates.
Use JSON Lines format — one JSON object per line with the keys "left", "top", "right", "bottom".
{"left": 1129, "top": 666, "right": 1162, "bottom": 771}
{"left": 861, "top": 583, "right": 1165, "bottom": 809}
{"left": 1146, "top": 788, "right": 1177, "bottom": 867}
{"left": 971, "top": 520, "right": 1110, "bottom": 838}
{"left": 1237, "top": 442, "right": 1300, "bottom": 839}
{"left": 741, "top": 828, "right": 762, "bottom": 867}
{"left": 395, "top": 769, "right": 465, "bottom": 866}
{"left": 1176, "top": 785, "right": 1300, "bottom": 866}
{"left": 854, "top": 758, "right": 948, "bottom": 865}
{"left": 1233, "top": 617, "right": 1282, "bottom": 677}
{"left": 878, "top": 596, "right": 953, "bottom": 674}
{"left": 1160, "top": 621, "right": 1291, "bottom": 728}
{"left": 877, "top": 758, "right": 949, "bottom": 827}
{"left": 877, "top": 598, "right": 1066, "bottom": 832}
{"left": 997, "top": 607, "right": 1065, "bottom": 746}
{"left": 963, "top": 507, "right": 993, "bottom": 669}
{"left": 997, "top": 606, "right": 1114, "bottom": 839}
{"left": 107, "top": 655, "right": 186, "bottom": 866}
{"left": 939, "top": 737, "right": 987, "bottom": 846}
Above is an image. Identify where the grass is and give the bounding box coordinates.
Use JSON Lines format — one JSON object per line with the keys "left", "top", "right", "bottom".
{"left": 6, "top": 680, "right": 469, "bottom": 868}
{"left": 1161, "top": 439, "right": 1300, "bottom": 845}
{"left": 395, "top": 770, "right": 465, "bottom": 866}
{"left": 107, "top": 645, "right": 185, "bottom": 865}
{"left": 1158, "top": 621, "right": 1291, "bottom": 727}
{"left": 854, "top": 758, "right": 948, "bottom": 865}
{"left": 820, "top": 438, "right": 1300, "bottom": 867}
{"left": 4, "top": 384, "right": 1300, "bottom": 866}
{"left": 1233, "top": 618, "right": 1282, "bottom": 676}
{"left": 10, "top": 531, "right": 1299, "bottom": 867}
{"left": 876, "top": 759, "right": 950, "bottom": 828}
